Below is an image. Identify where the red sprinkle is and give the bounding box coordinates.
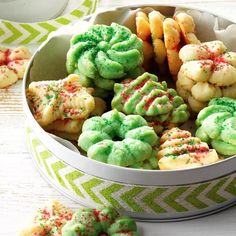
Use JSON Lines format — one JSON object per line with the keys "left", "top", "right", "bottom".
{"left": 149, "top": 121, "right": 174, "bottom": 127}
{"left": 93, "top": 209, "right": 100, "bottom": 222}
{"left": 144, "top": 96, "right": 157, "bottom": 110}
{"left": 213, "top": 56, "right": 227, "bottom": 64}
{"left": 120, "top": 92, "right": 130, "bottom": 102}
{"left": 63, "top": 119, "right": 71, "bottom": 125}
{"left": 66, "top": 84, "right": 77, "bottom": 93}
{"left": 133, "top": 79, "right": 149, "bottom": 90}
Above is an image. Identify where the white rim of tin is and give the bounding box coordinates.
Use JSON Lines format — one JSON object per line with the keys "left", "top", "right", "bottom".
{"left": 22, "top": 3, "right": 236, "bottom": 186}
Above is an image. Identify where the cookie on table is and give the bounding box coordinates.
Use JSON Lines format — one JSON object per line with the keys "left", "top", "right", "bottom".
{"left": 20, "top": 200, "right": 72, "bottom": 236}
{"left": 62, "top": 206, "right": 139, "bottom": 236}
{"left": 0, "top": 66, "right": 18, "bottom": 88}
{"left": 20, "top": 201, "right": 139, "bottom": 236}
{"left": 0, "top": 46, "right": 31, "bottom": 88}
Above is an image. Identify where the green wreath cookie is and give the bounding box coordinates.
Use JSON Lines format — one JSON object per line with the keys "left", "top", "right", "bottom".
{"left": 78, "top": 109, "right": 159, "bottom": 169}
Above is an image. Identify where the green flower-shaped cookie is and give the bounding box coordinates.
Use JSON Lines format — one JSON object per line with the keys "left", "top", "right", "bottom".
{"left": 196, "top": 97, "right": 236, "bottom": 156}
{"left": 111, "top": 72, "right": 190, "bottom": 134}
{"left": 78, "top": 109, "right": 159, "bottom": 169}
{"left": 62, "top": 206, "right": 139, "bottom": 236}
{"left": 66, "top": 23, "right": 144, "bottom": 97}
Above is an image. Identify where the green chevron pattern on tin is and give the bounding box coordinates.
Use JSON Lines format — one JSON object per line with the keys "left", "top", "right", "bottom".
{"left": 0, "top": 0, "right": 98, "bottom": 44}
{"left": 65, "top": 171, "right": 85, "bottom": 198}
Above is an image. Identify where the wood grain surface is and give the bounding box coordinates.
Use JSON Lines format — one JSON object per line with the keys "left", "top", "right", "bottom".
{"left": 0, "top": 1, "right": 235, "bottom": 235}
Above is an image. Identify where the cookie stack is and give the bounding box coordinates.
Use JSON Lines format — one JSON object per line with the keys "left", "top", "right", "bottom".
{"left": 135, "top": 10, "right": 200, "bottom": 78}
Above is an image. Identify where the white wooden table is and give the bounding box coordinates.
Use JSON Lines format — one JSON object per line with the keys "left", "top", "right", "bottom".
{"left": 0, "top": 1, "right": 236, "bottom": 235}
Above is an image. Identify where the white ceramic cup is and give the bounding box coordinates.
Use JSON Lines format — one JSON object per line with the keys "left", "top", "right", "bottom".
{"left": 0, "top": 0, "right": 69, "bottom": 22}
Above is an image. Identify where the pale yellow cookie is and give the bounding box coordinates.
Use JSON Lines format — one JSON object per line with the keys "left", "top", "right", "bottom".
{"left": 188, "top": 95, "right": 207, "bottom": 113}
{"left": 8, "top": 59, "right": 29, "bottom": 79}
{"left": 178, "top": 60, "right": 213, "bottom": 82}
{"left": 222, "top": 83, "right": 236, "bottom": 98}
{"left": 0, "top": 46, "right": 31, "bottom": 87}
{"left": 191, "top": 82, "right": 222, "bottom": 102}
{"left": 175, "top": 12, "right": 200, "bottom": 44}
{"left": 176, "top": 82, "right": 191, "bottom": 101}
{"left": 221, "top": 52, "right": 236, "bottom": 67}
{"left": 0, "top": 65, "right": 18, "bottom": 88}
{"left": 160, "top": 127, "right": 191, "bottom": 143}
{"left": 7, "top": 46, "right": 31, "bottom": 61}
{"left": 44, "top": 119, "right": 84, "bottom": 134}
{"left": 0, "top": 47, "right": 8, "bottom": 63}
{"left": 209, "top": 64, "right": 236, "bottom": 86}
{"left": 163, "top": 18, "right": 182, "bottom": 78}
{"left": 91, "top": 97, "right": 107, "bottom": 116}
{"left": 177, "top": 41, "right": 236, "bottom": 112}
{"left": 43, "top": 97, "right": 106, "bottom": 140}
{"left": 179, "top": 41, "right": 227, "bottom": 62}
{"left": 176, "top": 69, "right": 195, "bottom": 91}
{"left": 27, "top": 74, "right": 95, "bottom": 126}
{"left": 157, "top": 128, "right": 219, "bottom": 170}
{"left": 20, "top": 200, "right": 72, "bottom": 236}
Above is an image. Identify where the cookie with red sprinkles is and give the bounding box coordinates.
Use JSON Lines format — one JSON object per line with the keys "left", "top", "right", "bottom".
{"left": 0, "top": 46, "right": 31, "bottom": 88}
{"left": 62, "top": 206, "right": 139, "bottom": 236}
{"left": 112, "top": 72, "right": 189, "bottom": 134}
{"left": 20, "top": 200, "right": 73, "bottom": 236}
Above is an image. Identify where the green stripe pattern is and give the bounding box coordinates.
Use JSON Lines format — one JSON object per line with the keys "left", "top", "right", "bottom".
{"left": 27, "top": 128, "right": 236, "bottom": 215}
{"left": 0, "top": 0, "right": 99, "bottom": 44}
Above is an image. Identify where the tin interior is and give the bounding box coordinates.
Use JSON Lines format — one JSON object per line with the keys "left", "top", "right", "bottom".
{"left": 22, "top": 4, "right": 236, "bottom": 186}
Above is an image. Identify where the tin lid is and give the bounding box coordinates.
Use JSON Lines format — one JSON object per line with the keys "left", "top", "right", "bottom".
{"left": 0, "top": 0, "right": 69, "bottom": 22}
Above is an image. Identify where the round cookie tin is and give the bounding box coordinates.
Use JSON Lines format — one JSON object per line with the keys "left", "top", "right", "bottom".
{"left": 23, "top": 4, "right": 236, "bottom": 221}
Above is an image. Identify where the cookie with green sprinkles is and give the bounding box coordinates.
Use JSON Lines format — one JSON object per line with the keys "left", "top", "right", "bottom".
{"left": 61, "top": 206, "right": 139, "bottom": 236}
{"left": 111, "top": 72, "right": 190, "bottom": 134}
{"left": 78, "top": 109, "right": 159, "bottom": 169}
{"left": 196, "top": 97, "right": 236, "bottom": 156}
{"left": 66, "top": 23, "right": 144, "bottom": 97}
